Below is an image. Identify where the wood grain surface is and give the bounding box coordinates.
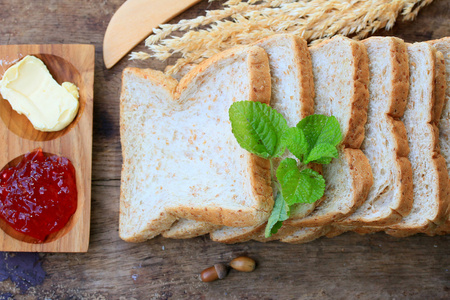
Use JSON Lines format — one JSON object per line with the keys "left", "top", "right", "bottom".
{"left": 0, "top": 44, "right": 94, "bottom": 252}
{"left": 0, "top": 0, "right": 449, "bottom": 298}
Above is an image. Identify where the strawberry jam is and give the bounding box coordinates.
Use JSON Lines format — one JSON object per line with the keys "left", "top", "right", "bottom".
{"left": 0, "top": 149, "right": 77, "bottom": 242}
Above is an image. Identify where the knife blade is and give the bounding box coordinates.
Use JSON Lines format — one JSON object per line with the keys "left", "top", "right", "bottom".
{"left": 103, "top": 0, "right": 202, "bottom": 69}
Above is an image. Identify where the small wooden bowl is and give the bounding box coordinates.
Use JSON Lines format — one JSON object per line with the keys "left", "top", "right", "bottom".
{"left": 0, "top": 53, "right": 86, "bottom": 141}
{"left": 0, "top": 44, "right": 94, "bottom": 252}
{"left": 0, "top": 151, "right": 81, "bottom": 245}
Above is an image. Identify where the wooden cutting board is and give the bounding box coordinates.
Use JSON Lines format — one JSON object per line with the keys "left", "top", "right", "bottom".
{"left": 0, "top": 44, "right": 95, "bottom": 252}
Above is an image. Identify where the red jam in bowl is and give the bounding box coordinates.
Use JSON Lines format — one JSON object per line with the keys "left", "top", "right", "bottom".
{"left": 0, "top": 149, "right": 77, "bottom": 242}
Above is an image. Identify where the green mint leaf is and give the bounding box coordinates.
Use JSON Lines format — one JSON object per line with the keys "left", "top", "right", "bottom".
{"left": 304, "top": 143, "right": 339, "bottom": 164}
{"left": 265, "top": 191, "right": 290, "bottom": 238}
{"left": 276, "top": 158, "right": 326, "bottom": 206}
{"left": 229, "top": 101, "right": 288, "bottom": 159}
{"left": 275, "top": 157, "right": 298, "bottom": 182}
{"left": 312, "top": 157, "right": 333, "bottom": 164}
{"left": 297, "top": 115, "right": 342, "bottom": 147}
{"left": 297, "top": 115, "right": 342, "bottom": 164}
{"left": 281, "top": 127, "right": 308, "bottom": 162}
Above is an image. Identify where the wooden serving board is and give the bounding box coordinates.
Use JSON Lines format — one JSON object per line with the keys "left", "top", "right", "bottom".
{"left": 0, "top": 44, "right": 95, "bottom": 252}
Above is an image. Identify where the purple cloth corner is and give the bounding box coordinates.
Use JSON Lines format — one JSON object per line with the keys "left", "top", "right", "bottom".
{"left": 0, "top": 293, "right": 13, "bottom": 300}
{"left": 0, "top": 252, "right": 46, "bottom": 293}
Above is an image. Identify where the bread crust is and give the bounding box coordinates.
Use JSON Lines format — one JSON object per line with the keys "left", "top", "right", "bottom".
{"left": 324, "top": 225, "right": 348, "bottom": 238}
{"left": 427, "top": 38, "right": 450, "bottom": 235}
{"left": 288, "top": 35, "right": 315, "bottom": 118}
{"left": 345, "top": 38, "right": 370, "bottom": 149}
{"left": 433, "top": 51, "right": 447, "bottom": 122}
{"left": 119, "top": 46, "right": 274, "bottom": 242}
{"left": 252, "top": 225, "right": 299, "bottom": 242}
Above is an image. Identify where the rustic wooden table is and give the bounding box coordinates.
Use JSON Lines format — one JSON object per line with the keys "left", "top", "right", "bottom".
{"left": 0, "top": 0, "right": 449, "bottom": 299}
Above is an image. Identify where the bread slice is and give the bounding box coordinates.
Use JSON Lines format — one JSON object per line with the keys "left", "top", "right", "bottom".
{"left": 209, "top": 34, "right": 316, "bottom": 243}
{"left": 336, "top": 37, "right": 413, "bottom": 227}
{"left": 119, "top": 46, "right": 273, "bottom": 242}
{"left": 384, "top": 43, "right": 450, "bottom": 237}
{"left": 283, "top": 36, "right": 373, "bottom": 228}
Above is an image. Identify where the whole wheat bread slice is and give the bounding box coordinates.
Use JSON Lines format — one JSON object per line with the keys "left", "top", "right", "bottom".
{"left": 382, "top": 43, "right": 450, "bottom": 237}
{"left": 336, "top": 37, "right": 413, "bottom": 227}
{"left": 119, "top": 46, "right": 273, "bottom": 242}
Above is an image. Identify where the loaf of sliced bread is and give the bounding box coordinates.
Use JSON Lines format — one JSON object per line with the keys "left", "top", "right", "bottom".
{"left": 384, "top": 43, "right": 450, "bottom": 237}
{"left": 337, "top": 37, "right": 413, "bottom": 227}
{"left": 119, "top": 46, "right": 273, "bottom": 242}
{"left": 123, "top": 34, "right": 450, "bottom": 244}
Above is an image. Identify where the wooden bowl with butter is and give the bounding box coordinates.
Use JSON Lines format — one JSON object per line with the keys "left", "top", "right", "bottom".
{"left": 0, "top": 53, "right": 87, "bottom": 141}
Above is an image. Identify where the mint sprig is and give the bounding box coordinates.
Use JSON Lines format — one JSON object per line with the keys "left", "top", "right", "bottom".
{"left": 229, "top": 101, "right": 342, "bottom": 237}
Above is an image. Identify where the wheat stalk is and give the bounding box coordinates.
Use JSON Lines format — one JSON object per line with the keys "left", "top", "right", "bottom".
{"left": 131, "top": 0, "right": 434, "bottom": 74}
